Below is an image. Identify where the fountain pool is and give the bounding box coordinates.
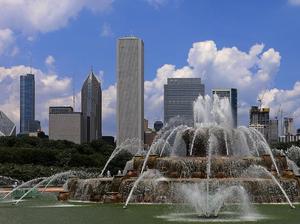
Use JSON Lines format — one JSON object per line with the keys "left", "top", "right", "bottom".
{"left": 0, "top": 200, "right": 299, "bottom": 224}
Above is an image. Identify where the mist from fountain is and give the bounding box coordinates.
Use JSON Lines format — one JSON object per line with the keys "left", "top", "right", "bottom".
{"left": 179, "top": 183, "right": 254, "bottom": 218}
{"left": 100, "top": 138, "right": 143, "bottom": 177}
{"left": 123, "top": 169, "right": 162, "bottom": 208}
{"left": 14, "top": 171, "right": 74, "bottom": 205}
{"left": 243, "top": 165, "right": 295, "bottom": 209}
{"left": 2, "top": 177, "right": 45, "bottom": 200}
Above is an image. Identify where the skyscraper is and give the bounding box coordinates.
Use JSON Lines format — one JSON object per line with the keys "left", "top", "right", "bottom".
{"left": 164, "top": 78, "right": 205, "bottom": 126}
{"left": 81, "top": 70, "right": 102, "bottom": 142}
{"left": 211, "top": 88, "right": 238, "bottom": 127}
{"left": 249, "top": 106, "right": 270, "bottom": 142}
{"left": 20, "top": 73, "right": 40, "bottom": 133}
{"left": 116, "top": 37, "right": 144, "bottom": 145}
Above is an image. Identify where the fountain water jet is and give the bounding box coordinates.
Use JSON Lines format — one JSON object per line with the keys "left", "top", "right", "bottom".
{"left": 123, "top": 169, "right": 162, "bottom": 208}
{"left": 100, "top": 138, "right": 142, "bottom": 177}
{"left": 14, "top": 171, "right": 73, "bottom": 205}
{"left": 2, "top": 177, "right": 45, "bottom": 200}
{"left": 243, "top": 165, "right": 295, "bottom": 209}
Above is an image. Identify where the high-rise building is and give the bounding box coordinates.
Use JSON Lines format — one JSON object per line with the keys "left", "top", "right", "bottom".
{"left": 269, "top": 119, "right": 279, "bottom": 144}
{"left": 0, "top": 111, "right": 16, "bottom": 136}
{"left": 283, "top": 117, "right": 294, "bottom": 136}
{"left": 164, "top": 78, "right": 204, "bottom": 126}
{"left": 249, "top": 106, "right": 270, "bottom": 141}
{"left": 212, "top": 88, "right": 238, "bottom": 127}
{"left": 116, "top": 37, "right": 144, "bottom": 145}
{"left": 81, "top": 71, "right": 102, "bottom": 142}
{"left": 249, "top": 106, "right": 269, "bottom": 125}
{"left": 20, "top": 73, "right": 40, "bottom": 133}
{"left": 49, "top": 106, "right": 83, "bottom": 144}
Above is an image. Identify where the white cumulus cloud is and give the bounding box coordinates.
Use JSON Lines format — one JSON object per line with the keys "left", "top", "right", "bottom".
{"left": 261, "top": 82, "right": 300, "bottom": 130}
{"left": 0, "top": 0, "right": 114, "bottom": 34}
{"left": 0, "top": 28, "right": 16, "bottom": 56}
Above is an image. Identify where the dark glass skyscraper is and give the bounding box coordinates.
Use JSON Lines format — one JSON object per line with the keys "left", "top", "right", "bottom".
{"left": 81, "top": 71, "right": 102, "bottom": 142}
{"left": 20, "top": 74, "right": 39, "bottom": 133}
{"left": 164, "top": 78, "right": 205, "bottom": 126}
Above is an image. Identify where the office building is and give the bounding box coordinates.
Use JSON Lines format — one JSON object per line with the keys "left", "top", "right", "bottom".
{"left": 164, "top": 78, "right": 204, "bottom": 126}
{"left": 249, "top": 106, "right": 271, "bottom": 142}
{"left": 49, "top": 106, "right": 83, "bottom": 144}
{"left": 212, "top": 88, "right": 238, "bottom": 127}
{"left": 20, "top": 73, "right": 40, "bottom": 133}
{"left": 283, "top": 117, "right": 294, "bottom": 136}
{"left": 81, "top": 70, "right": 102, "bottom": 142}
{"left": 116, "top": 37, "right": 144, "bottom": 145}
{"left": 0, "top": 111, "right": 16, "bottom": 136}
{"left": 269, "top": 119, "right": 279, "bottom": 144}
{"left": 250, "top": 106, "right": 270, "bottom": 126}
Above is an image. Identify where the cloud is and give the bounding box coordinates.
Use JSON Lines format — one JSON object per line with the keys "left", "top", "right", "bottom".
{"left": 45, "top": 55, "right": 55, "bottom": 66}
{"left": 0, "top": 65, "right": 72, "bottom": 133}
{"left": 261, "top": 82, "right": 300, "bottom": 130}
{"left": 289, "top": 0, "right": 300, "bottom": 5}
{"left": 0, "top": 0, "right": 114, "bottom": 34}
{"left": 146, "top": 0, "right": 183, "bottom": 9}
{"left": 146, "top": 0, "right": 169, "bottom": 9}
{"left": 100, "top": 23, "right": 113, "bottom": 37}
{"left": 0, "top": 28, "right": 15, "bottom": 56}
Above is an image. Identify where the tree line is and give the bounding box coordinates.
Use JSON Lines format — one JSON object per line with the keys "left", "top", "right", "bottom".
{"left": 0, "top": 136, "right": 131, "bottom": 181}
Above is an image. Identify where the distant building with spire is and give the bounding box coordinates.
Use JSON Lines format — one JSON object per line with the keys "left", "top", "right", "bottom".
{"left": 81, "top": 69, "right": 102, "bottom": 142}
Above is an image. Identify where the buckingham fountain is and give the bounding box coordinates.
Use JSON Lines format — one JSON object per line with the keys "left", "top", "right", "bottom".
{"left": 63, "top": 95, "right": 300, "bottom": 221}
{"left": 1, "top": 95, "right": 300, "bottom": 222}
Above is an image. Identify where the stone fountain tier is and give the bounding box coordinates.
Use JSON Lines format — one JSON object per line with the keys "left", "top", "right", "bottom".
{"left": 133, "top": 155, "right": 288, "bottom": 178}
{"left": 66, "top": 155, "right": 300, "bottom": 203}
{"left": 67, "top": 176, "right": 300, "bottom": 203}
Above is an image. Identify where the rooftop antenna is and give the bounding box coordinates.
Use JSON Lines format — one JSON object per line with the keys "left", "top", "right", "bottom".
{"left": 72, "top": 74, "right": 76, "bottom": 110}
{"left": 91, "top": 65, "right": 94, "bottom": 74}
{"left": 29, "top": 52, "right": 33, "bottom": 74}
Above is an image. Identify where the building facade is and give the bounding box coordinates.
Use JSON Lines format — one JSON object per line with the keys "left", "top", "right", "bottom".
{"left": 0, "top": 111, "right": 16, "bottom": 136}
{"left": 49, "top": 106, "right": 83, "bottom": 144}
{"left": 249, "top": 106, "right": 273, "bottom": 142}
{"left": 283, "top": 117, "right": 294, "bottom": 136}
{"left": 20, "top": 74, "right": 40, "bottom": 133}
{"left": 269, "top": 119, "right": 279, "bottom": 144}
{"left": 212, "top": 88, "right": 238, "bottom": 127}
{"left": 116, "top": 37, "right": 144, "bottom": 145}
{"left": 81, "top": 71, "right": 102, "bottom": 142}
{"left": 164, "top": 78, "right": 204, "bottom": 126}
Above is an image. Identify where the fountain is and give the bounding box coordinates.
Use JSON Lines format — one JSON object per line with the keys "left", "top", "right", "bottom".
{"left": 99, "top": 138, "right": 143, "bottom": 177}
{"left": 22, "top": 94, "right": 299, "bottom": 220}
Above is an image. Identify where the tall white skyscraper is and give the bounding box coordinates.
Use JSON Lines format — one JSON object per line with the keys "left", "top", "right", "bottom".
{"left": 116, "top": 37, "right": 144, "bottom": 145}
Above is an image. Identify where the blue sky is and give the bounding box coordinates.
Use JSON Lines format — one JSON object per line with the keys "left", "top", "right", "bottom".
{"left": 0, "top": 0, "right": 300, "bottom": 135}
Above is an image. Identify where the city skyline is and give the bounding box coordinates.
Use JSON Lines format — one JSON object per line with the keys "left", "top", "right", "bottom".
{"left": 0, "top": 0, "right": 300, "bottom": 136}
